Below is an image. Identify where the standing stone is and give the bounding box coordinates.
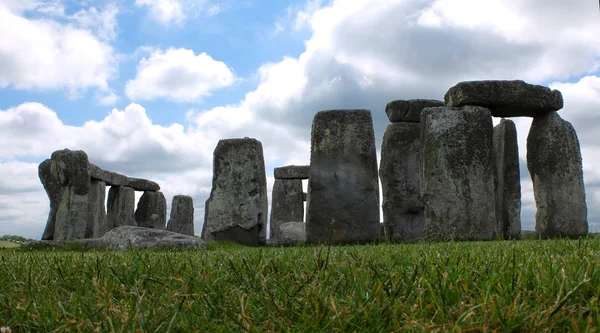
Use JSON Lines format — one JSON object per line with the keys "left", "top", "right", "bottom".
{"left": 380, "top": 122, "right": 423, "bottom": 242}
{"left": 385, "top": 99, "right": 444, "bottom": 123}
{"left": 38, "top": 159, "right": 63, "bottom": 240}
{"left": 493, "top": 119, "right": 521, "bottom": 239}
{"left": 278, "top": 222, "right": 306, "bottom": 246}
{"left": 527, "top": 111, "right": 587, "bottom": 237}
{"left": 420, "top": 106, "right": 496, "bottom": 241}
{"left": 86, "top": 180, "right": 107, "bottom": 238}
{"left": 166, "top": 195, "right": 195, "bottom": 236}
{"left": 135, "top": 191, "right": 167, "bottom": 229}
{"left": 306, "top": 110, "right": 380, "bottom": 244}
{"left": 107, "top": 186, "right": 136, "bottom": 232}
{"left": 270, "top": 178, "right": 304, "bottom": 239}
{"left": 203, "top": 138, "right": 268, "bottom": 246}
{"left": 50, "top": 149, "right": 91, "bottom": 195}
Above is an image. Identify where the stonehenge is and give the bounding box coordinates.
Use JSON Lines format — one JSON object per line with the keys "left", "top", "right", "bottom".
{"left": 305, "top": 110, "right": 380, "bottom": 245}
{"left": 166, "top": 195, "right": 195, "bottom": 236}
{"left": 202, "top": 138, "right": 268, "bottom": 246}
{"left": 269, "top": 165, "right": 308, "bottom": 239}
{"left": 39, "top": 148, "right": 194, "bottom": 242}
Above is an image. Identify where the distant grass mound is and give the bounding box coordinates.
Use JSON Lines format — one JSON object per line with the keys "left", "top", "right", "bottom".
{"left": 1, "top": 238, "right": 600, "bottom": 331}
{"left": 0, "top": 240, "right": 20, "bottom": 248}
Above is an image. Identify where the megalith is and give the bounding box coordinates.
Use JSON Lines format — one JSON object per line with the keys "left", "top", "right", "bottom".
{"left": 420, "top": 106, "right": 496, "bottom": 241}
{"left": 87, "top": 180, "right": 107, "bottom": 238}
{"left": 135, "top": 191, "right": 167, "bottom": 229}
{"left": 305, "top": 110, "right": 380, "bottom": 244}
{"left": 166, "top": 195, "right": 195, "bottom": 236}
{"left": 493, "top": 119, "right": 521, "bottom": 239}
{"left": 278, "top": 222, "right": 306, "bottom": 246}
{"left": 385, "top": 99, "right": 444, "bottom": 122}
{"left": 270, "top": 165, "right": 308, "bottom": 239}
{"left": 202, "top": 138, "right": 268, "bottom": 246}
{"left": 107, "top": 186, "right": 136, "bottom": 232}
{"left": 380, "top": 122, "right": 423, "bottom": 242}
{"left": 38, "top": 159, "right": 63, "bottom": 240}
{"left": 527, "top": 111, "right": 587, "bottom": 237}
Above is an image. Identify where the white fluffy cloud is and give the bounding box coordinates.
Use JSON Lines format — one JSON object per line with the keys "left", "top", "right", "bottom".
{"left": 0, "top": 2, "right": 117, "bottom": 96}
{"left": 134, "top": 0, "right": 220, "bottom": 25}
{"left": 125, "top": 48, "right": 236, "bottom": 102}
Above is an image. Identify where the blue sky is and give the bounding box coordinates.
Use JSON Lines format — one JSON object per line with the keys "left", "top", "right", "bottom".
{"left": 1, "top": 0, "right": 599, "bottom": 239}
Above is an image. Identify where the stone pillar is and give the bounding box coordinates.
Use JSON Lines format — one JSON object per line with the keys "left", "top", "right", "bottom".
{"left": 493, "top": 119, "right": 521, "bottom": 239}
{"left": 135, "top": 191, "right": 167, "bottom": 229}
{"left": 107, "top": 186, "right": 136, "bottom": 233}
{"left": 420, "top": 106, "right": 496, "bottom": 241}
{"left": 527, "top": 111, "right": 587, "bottom": 237}
{"left": 306, "top": 110, "right": 380, "bottom": 244}
{"left": 203, "top": 138, "right": 268, "bottom": 246}
{"left": 38, "top": 159, "right": 63, "bottom": 240}
{"left": 269, "top": 165, "right": 308, "bottom": 239}
{"left": 166, "top": 195, "right": 195, "bottom": 236}
{"left": 86, "top": 180, "right": 107, "bottom": 238}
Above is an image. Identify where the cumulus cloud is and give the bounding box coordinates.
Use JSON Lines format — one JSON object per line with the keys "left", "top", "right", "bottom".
{"left": 0, "top": 2, "right": 117, "bottom": 96}
{"left": 125, "top": 48, "right": 236, "bottom": 102}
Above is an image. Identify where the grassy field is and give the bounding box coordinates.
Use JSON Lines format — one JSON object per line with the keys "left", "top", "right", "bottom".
{"left": 1, "top": 238, "right": 599, "bottom": 332}
{"left": 0, "top": 240, "right": 20, "bottom": 249}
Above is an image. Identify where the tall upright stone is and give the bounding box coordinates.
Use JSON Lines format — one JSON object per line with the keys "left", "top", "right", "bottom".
{"left": 493, "top": 119, "right": 521, "bottom": 239}
{"left": 38, "top": 159, "right": 63, "bottom": 240}
{"left": 51, "top": 149, "right": 91, "bottom": 241}
{"left": 270, "top": 178, "right": 304, "bottom": 239}
{"left": 420, "top": 106, "right": 496, "bottom": 241}
{"left": 135, "top": 191, "right": 167, "bottom": 229}
{"left": 203, "top": 138, "right": 268, "bottom": 246}
{"left": 107, "top": 186, "right": 136, "bottom": 233}
{"left": 86, "top": 180, "right": 107, "bottom": 238}
{"left": 306, "top": 110, "right": 380, "bottom": 244}
{"left": 527, "top": 111, "right": 587, "bottom": 237}
{"left": 380, "top": 122, "right": 423, "bottom": 242}
{"left": 166, "top": 195, "right": 195, "bottom": 236}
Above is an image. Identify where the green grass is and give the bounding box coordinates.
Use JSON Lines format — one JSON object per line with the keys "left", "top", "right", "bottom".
{"left": 1, "top": 238, "right": 600, "bottom": 331}
{"left": 0, "top": 240, "right": 20, "bottom": 248}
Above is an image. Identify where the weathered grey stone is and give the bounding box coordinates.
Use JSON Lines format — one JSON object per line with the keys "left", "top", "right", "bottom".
{"left": 166, "top": 195, "right": 195, "bottom": 236}
{"left": 135, "top": 191, "right": 167, "bottom": 229}
{"left": 107, "top": 186, "right": 136, "bottom": 232}
{"left": 385, "top": 99, "right": 444, "bottom": 123}
{"left": 203, "top": 138, "right": 268, "bottom": 246}
{"left": 380, "top": 122, "right": 423, "bottom": 242}
{"left": 274, "top": 165, "right": 310, "bottom": 179}
{"left": 420, "top": 106, "right": 496, "bottom": 241}
{"left": 22, "top": 226, "right": 207, "bottom": 251}
{"left": 493, "top": 119, "right": 521, "bottom": 239}
{"left": 278, "top": 222, "right": 306, "bottom": 246}
{"left": 54, "top": 186, "right": 88, "bottom": 241}
{"left": 270, "top": 179, "right": 303, "bottom": 239}
{"left": 87, "top": 180, "right": 107, "bottom": 238}
{"left": 444, "top": 80, "right": 563, "bottom": 117}
{"left": 39, "top": 159, "right": 63, "bottom": 240}
{"left": 306, "top": 110, "right": 380, "bottom": 244}
{"left": 527, "top": 111, "right": 587, "bottom": 238}
{"left": 89, "top": 163, "right": 160, "bottom": 191}
{"left": 50, "top": 149, "right": 90, "bottom": 195}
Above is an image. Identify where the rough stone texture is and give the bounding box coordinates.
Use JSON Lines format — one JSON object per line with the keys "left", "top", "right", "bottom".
{"left": 50, "top": 149, "right": 90, "bottom": 195}
{"left": 274, "top": 165, "right": 310, "bottom": 179}
{"left": 87, "top": 180, "right": 107, "bottom": 238}
{"left": 107, "top": 186, "right": 136, "bottom": 232}
{"left": 527, "top": 111, "right": 588, "bottom": 238}
{"left": 166, "top": 195, "right": 195, "bottom": 236}
{"left": 278, "top": 222, "right": 306, "bottom": 245}
{"left": 203, "top": 138, "right": 268, "bottom": 246}
{"left": 39, "top": 159, "right": 63, "bottom": 240}
{"left": 89, "top": 163, "right": 160, "bottom": 191}
{"left": 493, "top": 119, "right": 521, "bottom": 239}
{"left": 385, "top": 99, "right": 444, "bottom": 123}
{"left": 270, "top": 179, "right": 304, "bottom": 239}
{"left": 420, "top": 106, "right": 496, "bottom": 241}
{"left": 444, "top": 80, "right": 563, "bottom": 117}
{"left": 380, "top": 122, "right": 423, "bottom": 242}
{"left": 306, "top": 110, "right": 380, "bottom": 244}
{"left": 25, "top": 226, "right": 206, "bottom": 251}
{"left": 135, "top": 191, "right": 167, "bottom": 229}
{"left": 54, "top": 186, "right": 89, "bottom": 241}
